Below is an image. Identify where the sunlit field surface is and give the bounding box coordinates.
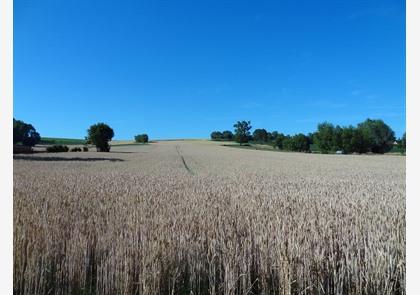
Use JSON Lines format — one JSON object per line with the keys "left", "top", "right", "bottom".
{"left": 14, "top": 141, "right": 405, "bottom": 295}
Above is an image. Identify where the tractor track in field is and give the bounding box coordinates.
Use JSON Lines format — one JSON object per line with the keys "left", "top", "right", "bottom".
{"left": 175, "top": 145, "right": 193, "bottom": 175}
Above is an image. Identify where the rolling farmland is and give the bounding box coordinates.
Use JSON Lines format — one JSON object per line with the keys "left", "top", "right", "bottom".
{"left": 13, "top": 140, "right": 405, "bottom": 294}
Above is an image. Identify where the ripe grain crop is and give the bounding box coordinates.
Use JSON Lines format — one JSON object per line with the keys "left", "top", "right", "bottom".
{"left": 13, "top": 141, "right": 405, "bottom": 294}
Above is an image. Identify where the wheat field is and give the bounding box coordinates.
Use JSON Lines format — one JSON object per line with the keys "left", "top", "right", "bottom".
{"left": 13, "top": 141, "right": 405, "bottom": 295}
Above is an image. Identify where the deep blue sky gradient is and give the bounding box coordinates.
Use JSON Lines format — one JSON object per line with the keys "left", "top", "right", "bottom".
{"left": 14, "top": 0, "right": 406, "bottom": 139}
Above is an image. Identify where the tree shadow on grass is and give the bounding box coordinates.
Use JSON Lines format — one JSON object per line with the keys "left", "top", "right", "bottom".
{"left": 13, "top": 155, "right": 124, "bottom": 162}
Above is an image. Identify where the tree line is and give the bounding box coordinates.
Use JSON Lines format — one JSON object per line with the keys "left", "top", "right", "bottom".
{"left": 211, "top": 119, "right": 406, "bottom": 154}
{"left": 13, "top": 118, "right": 149, "bottom": 153}
{"left": 13, "top": 117, "right": 405, "bottom": 154}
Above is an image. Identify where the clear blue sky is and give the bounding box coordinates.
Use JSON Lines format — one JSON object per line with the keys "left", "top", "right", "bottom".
{"left": 14, "top": 0, "right": 406, "bottom": 140}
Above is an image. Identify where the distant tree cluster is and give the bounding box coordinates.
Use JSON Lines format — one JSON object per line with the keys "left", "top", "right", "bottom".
{"left": 86, "top": 123, "right": 114, "bottom": 152}
{"left": 252, "top": 129, "right": 269, "bottom": 142}
{"left": 45, "top": 145, "right": 87, "bottom": 153}
{"left": 314, "top": 119, "right": 398, "bottom": 154}
{"left": 398, "top": 132, "right": 406, "bottom": 154}
{"left": 46, "top": 145, "right": 69, "bottom": 153}
{"left": 211, "top": 119, "right": 404, "bottom": 154}
{"left": 252, "top": 129, "right": 281, "bottom": 143}
{"left": 134, "top": 134, "right": 149, "bottom": 143}
{"left": 234, "top": 121, "right": 252, "bottom": 145}
{"left": 210, "top": 121, "right": 311, "bottom": 152}
{"left": 281, "top": 134, "right": 311, "bottom": 152}
{"left": 13, "top": 118, "right": 41, "bottom": 147}
{"left": 70, "top": 147, "right": 82, "bottom": 152}
{"left": 13, "top": 118, "right": 154, "bottom": 153}
{"left": 210, "top": 130, "right": 234, "bottom": 141}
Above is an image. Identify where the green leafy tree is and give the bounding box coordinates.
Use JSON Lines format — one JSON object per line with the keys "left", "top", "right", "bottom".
{"left": 351, "top": 127, "right": 371, "bottom": 153}
{"left": 270, "top": 131, "right": 279, "bottom": 141}
{"left": 283, "top": 135, "right": 293, "bottom": 150}
{"left": 398, "top": 132, "right": 406, "bottom": 154}
{"left": 87, "top": 123, "right": 114, "bottom": 152}
{"left": 13, "top": 118, "right": 41, "bottom": 147}
{"left": 307, "top": 132, "right": 315, "bottom": 145}
{"left": 341, "top": 126, "right": 356, "bottom": 154}
{"left": 314, "top": 122, "right": 335, "bottom": 153}
{"left": 283, "top": 134, "right": 310, "bottom": 152}
{"left": 333, "top": 125, "right": 343, "bottom": 151}
{"left": 252, "top": 129, "right": 268, "bottom": 142}
{"left": 222, "top": 130, "right": 233, "bottom": 141}
{"left": 46, "top": 145, "right": 69, "bottom": 153}
{"left": 13, "top": 119, "right": 23, "bottom": 144}
{"left": 210, "top": 131, "right": 223, "bottom": 141}
{"left": 234, "top": 121, "right": 252, "bottom": 145}
{"left": 134, "top": 134, "right": 149, "bottom": 143}
{"left": 84, "top": 136, "right": 91, "bottom": 145}
{"left": 292, "top": 134, "right": 311, "bottom": 152}
{"left": 274, "top": 133, "right": 286, "bottom": 149}
{"left": 357, "top": 119, "right": 395, "bottom": 154}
